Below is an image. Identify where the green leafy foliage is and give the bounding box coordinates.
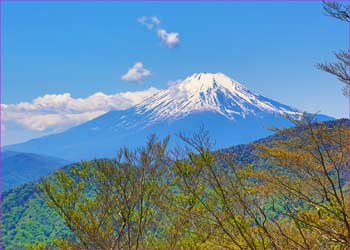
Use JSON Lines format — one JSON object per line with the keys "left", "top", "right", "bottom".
{"left": 2, "top": 183, "right": 71, "bottom": 250}
{"left": 1, "top": 119, "right": 349, "bottom": 250}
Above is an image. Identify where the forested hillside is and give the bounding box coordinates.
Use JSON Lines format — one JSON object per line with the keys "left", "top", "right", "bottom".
{"left": 2, "top": 151, "right": 70, "bottom": 191}
{"left": 2, "top": 119, "right": 349, "bottom": 250}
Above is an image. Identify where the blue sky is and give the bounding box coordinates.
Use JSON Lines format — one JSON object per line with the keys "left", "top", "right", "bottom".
{"left": 1, "top": 1, "right": 349, "bottom": 144}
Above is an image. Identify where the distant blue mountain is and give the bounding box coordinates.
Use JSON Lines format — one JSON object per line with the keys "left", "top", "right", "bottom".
{"left": 1, "top": 151, "right": 71, "bottom": 191}
{"left": 4, "top": 73, "right": 333, "bottom": 161}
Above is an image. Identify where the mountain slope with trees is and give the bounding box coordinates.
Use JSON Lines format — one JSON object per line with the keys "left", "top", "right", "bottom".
{"left": 2, "top": 118, "right": 349, "bottom": 250}
{"left": 2, "top": 151, "right": 71, "bottom": 192}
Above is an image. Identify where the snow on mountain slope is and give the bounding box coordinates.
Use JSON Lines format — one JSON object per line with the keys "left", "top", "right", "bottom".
{"left": 4, "top": 73, "right": 332, "bottom": 160}
{"left": 136, "top": 72, "right": 299, "bottom": 121}
{"left": 94, "top": 72, "right": 301, "bottom": 132}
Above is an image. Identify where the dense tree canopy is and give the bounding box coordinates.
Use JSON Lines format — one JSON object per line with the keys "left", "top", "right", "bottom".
{"left": 28, "top": 119, "right": 350, "bottom": 250}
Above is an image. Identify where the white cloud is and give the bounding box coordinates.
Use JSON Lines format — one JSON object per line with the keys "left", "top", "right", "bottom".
{"left": 150, "top": 16, "right": 160, "bottom": 25}
{"left": 121, "top": 62, "right": 151, "bottom": 82}
{"left": 137, "top": 16, "right": 160, "bottom": 30}
{"left": 137, "top": 16, "right": 180, "bottom": 48}
{"left": 157, "top": 29, "right": 180, "bottom": 48}
{"left": 2, "top": 87, "right": 159, "bottom": 133}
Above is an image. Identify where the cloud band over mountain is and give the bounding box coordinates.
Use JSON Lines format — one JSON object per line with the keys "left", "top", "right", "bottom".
{"left": 2, "top": 87, "right": 159, "bottom": 134}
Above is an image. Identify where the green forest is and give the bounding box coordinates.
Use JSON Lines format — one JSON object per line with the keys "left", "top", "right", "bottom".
{"left": 2, "top": 118, "right": 350, "bottom": 250}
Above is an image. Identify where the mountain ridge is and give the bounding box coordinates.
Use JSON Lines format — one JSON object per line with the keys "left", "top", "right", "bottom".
{"left": 4, "top": 73, "right": 333, "bottom": 160}
{"left": 134, "top": 72, "right": 300, "bottom": 122}
{"left": 1, "top": 151, "right": 71, "bottom": 191}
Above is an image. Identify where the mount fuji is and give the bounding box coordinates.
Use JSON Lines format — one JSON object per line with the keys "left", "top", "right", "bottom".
{"left": 5, "top": 73, "right": 332, "bottom": 160}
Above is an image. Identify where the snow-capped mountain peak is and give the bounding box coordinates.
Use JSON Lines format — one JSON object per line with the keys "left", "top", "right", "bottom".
{"left": 5, "top": 72, "right": 332, "bottom": 160}
{"left": 136, "top": 72, "right": 299, "bottom": 121}
{"left": 177, "top": 72, "right": 243, "bottom": 92}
